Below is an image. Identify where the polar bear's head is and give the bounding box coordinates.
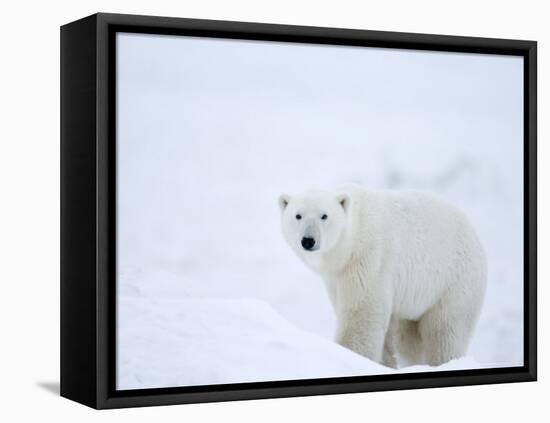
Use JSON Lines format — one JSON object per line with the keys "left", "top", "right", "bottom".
{"left": 278, "top": 191, "right": 350, "bottom": 258}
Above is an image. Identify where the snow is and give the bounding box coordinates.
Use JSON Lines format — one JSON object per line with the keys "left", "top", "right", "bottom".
{"left": 116, "top": 33, "right": 524, "bottom": 389}
{"left": 117, "top": 297, "right": 491, "bottom": 389}
{"left": 117, "top": 298, "right": 388, "bottom": 389}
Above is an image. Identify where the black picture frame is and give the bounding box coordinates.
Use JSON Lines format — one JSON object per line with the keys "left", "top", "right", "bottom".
{"left": 60, "top": 12, "right": 537, "bottom": 409}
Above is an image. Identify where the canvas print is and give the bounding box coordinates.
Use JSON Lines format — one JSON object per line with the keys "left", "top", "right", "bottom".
{"left": 115, "top": 32, "right": 524, "bottom": 390}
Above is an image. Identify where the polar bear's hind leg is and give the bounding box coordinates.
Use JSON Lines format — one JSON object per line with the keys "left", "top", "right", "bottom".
{"left": 418, "top": 284, "right": 484, "bottom": 366}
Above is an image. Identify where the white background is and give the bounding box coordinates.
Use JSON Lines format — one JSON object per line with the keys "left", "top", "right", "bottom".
{"left": 0, "top": 0, "right": 547, "bottom": 421}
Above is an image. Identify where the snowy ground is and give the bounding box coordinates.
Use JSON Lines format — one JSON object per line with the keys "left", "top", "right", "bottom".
{"left": 117, "top": 298, "right": 387, "bottom": 389}
{"left": 116, "top": 33, "right": 524, "bottom": 389}
{"left": 117, "top": 297, "right": 487, "bottom": 389}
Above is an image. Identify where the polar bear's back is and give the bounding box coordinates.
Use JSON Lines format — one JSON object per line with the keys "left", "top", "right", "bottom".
{"left": 351, "top": 190, "right": 487, "bottom": 320}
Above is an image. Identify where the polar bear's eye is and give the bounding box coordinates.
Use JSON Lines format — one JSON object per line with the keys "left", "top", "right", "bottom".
{"left": 321, "top": 214, "right": 328, "bottom": 220}
{"left": 296, "top": 214, "right": 302, "bottom": 220}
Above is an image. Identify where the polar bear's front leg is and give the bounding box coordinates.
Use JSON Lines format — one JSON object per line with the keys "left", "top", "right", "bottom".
{"left": 333, "top": 276, "right": 392, "bottom": 364}
{"left": 336, "top": 307, "right": 391, "bottom": 363}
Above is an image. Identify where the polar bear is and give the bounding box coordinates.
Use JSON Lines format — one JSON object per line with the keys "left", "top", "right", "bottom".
{"left": 278, "top": 189, "right": 487, "bottom": 368}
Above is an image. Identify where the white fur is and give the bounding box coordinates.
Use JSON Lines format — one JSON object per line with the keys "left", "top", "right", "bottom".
{"left": 279, "top": 189, "right": 487, "bottom": 367}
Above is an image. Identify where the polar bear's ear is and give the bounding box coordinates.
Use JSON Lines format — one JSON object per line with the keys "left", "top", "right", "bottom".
{"left": 278, "top": 194, "right": 291, "bottom": 211}
{"left": 337, "top": 194, "right": 350, "bottom": 212}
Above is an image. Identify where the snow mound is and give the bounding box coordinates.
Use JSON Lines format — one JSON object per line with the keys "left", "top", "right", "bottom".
{"left": 117, "top": 298, "right": 390, "bottom": 389}
{"left": 118, "top": 298, "right": 489, "bottom": 390}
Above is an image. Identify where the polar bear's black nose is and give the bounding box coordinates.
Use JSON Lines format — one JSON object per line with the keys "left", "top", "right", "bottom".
{"left": 301, "top": 237, "right": 316, "bottom": 250}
